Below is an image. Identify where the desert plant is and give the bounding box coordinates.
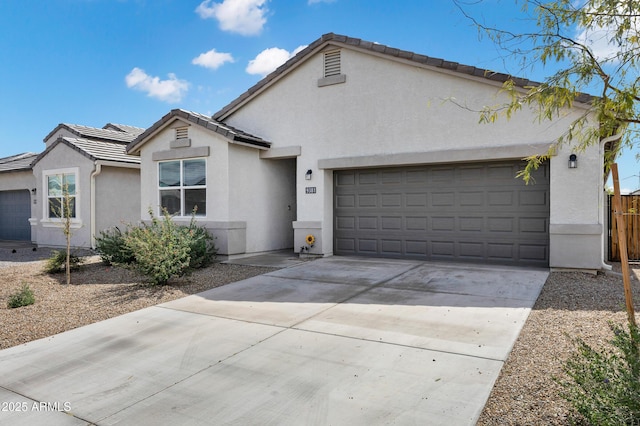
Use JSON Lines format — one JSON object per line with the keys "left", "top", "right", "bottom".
{"left": 7, "top": 284, "right": 35, "bottom": 308}
{"left": 95, "top": 226, "right": 135, "bottom": 265}
{"left": 557, "top": 322, "right": 640, "bottom": 425}
{"left": 125, "top": 209, "right": 189, "bottom": 285}
{"left": 184, "top": 216, "right": 217, "bottom": 269}
{"left": 44, "top": 250, "right": 83, "bottom": 274}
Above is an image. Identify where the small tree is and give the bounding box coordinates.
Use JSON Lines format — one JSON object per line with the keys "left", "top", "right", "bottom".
{"left": 455, "top": 0, "right": 639, "bottom": 182}
{"left": 47, "top": 175, "right": 77, "bottom": 285}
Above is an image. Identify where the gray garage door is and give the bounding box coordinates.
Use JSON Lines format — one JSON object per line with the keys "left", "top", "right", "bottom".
{"left": 0, "top": 190, "right": 31, "bottom": 241}
{"left": 334, "top": 161, "right": 549, "bottom": 266}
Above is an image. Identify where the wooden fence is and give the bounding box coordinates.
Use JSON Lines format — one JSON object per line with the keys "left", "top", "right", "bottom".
{"left": 610, "top": 194, "right": 640, "bottom": 261}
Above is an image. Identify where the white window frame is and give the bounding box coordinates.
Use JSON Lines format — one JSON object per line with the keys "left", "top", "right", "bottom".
{"left": 157, "top": 158, "right": 207, "bottom": 218}
{"left": 41, "top": 167, "right": 82, "bottom": 228}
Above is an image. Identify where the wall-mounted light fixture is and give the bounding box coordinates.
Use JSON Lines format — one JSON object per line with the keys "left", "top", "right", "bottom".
{"left": 569, "top": 154, "right": 578, "bottom": 169}
{"left": 31, "top": 188, "right": 36, "bottom": 195}
{"left": 305, "top": 169, "right": 313, "bottom": 180}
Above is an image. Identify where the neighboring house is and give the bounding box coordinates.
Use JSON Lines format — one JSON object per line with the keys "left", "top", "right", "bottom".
{"left": 130, "top": 32, "right": 608, "bottom": 270}
{"left": 28, "top": 123, "right": 143, "bottom": 248}
{"left": 0, "top": 153, "right": 38, "bottom": 241}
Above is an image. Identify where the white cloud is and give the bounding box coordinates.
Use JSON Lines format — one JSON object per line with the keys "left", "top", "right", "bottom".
{"left": 195, "top": 0, "right": 267, "bottom": 36}
{"left": 192, "top": 49, "right": 234, "bottom": 70}
{"left": 246, "top": 45, "right": 307, "bottom": 77}
{"left": 574, "top": 5, "right": 639, "bottom": 62}
{"left": 575, "top": 26, "right": 621, "bottom": 62}
{"left": 125, "top": 68, "right": 189, "bottom": 103}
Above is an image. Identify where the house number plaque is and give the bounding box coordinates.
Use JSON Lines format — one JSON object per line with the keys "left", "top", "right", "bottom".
{"left": 305, "top": 187, "right": 316, "bottom": 194}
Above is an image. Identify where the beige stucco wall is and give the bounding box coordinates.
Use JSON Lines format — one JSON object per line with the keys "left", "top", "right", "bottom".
{"left": 31, "top": 143, "right": 142, "bottom": 249}
{"left": 229, "top": 145, "right": 296, "bottom": 253}
{"left": 136, "top": 118, "right": 296, "bottom": 255}
{"left": 223, "top": 45, "right": 605, "bottom": 269}
{"left": 44, "top": 128, "right": 75, "bottom": 148}
{"left": 0, "top": 169, "right": 36, "bottom": 191}
{"left": 94, "top": 166, "right": 141, "bottom": 235}
{"left": 31, "top": 144, "right": 94, "bottom": 248}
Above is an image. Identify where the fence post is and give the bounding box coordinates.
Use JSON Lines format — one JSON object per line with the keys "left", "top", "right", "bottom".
{"left": 611, "top": 163, "right": 637, "bottom": 327}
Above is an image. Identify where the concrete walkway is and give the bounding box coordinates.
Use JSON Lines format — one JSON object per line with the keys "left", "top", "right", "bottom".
{"left": 0, "top": 256, "right": 548, "bottom": 425}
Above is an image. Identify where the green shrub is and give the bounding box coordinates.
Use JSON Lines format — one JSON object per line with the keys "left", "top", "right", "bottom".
{"left": 558, "top": 322, "right": 640, "bottom": 425}
{"left": 125, "top": 209, "right": 215, "bottom": 285}
{"left": 7, "top": 284, "right": 35, "bottom": 308}
{"left": 95, "top": 227, "right": 135, "bottom": 265}
{"left": 184, "top": 217, "right": 217, "bottom": 269}
{"left": 44, "top": 250, "right": 83, "bottom": 274}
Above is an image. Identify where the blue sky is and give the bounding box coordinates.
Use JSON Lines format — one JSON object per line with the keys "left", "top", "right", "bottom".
{"left": 1, "top": 0, "right": 638, "bottom": 191}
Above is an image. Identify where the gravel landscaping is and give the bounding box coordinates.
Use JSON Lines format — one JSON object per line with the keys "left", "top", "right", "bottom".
{"left": 1, "top": 245, "right": 639, "bottom": 424}
{"left": 0, "top": 247, "right": 276, "bottom": 350}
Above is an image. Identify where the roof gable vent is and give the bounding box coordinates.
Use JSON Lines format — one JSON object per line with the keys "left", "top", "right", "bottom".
{"left": 324, "top": 50, "right": 341, "bottom": 77}
{"left": 176, "top": 126, "right": 188, "bottom": 140}
{"left": 170, "top": 125, "right": 191, "bottom": 149}
{"left": 318, "top": 49, "right": 346, "bottom": 87}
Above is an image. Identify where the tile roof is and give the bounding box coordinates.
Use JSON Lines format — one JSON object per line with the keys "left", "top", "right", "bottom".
{"left": 44, "top": 123, "right": 140, "bottom": 144}
{"left": 103, "top": 123, "right": 146, "bottom": 136}
{"left": 33, "top": 137, "right": 141, "bottom": 166}
{"left": 213, "top": 32, "right": 595, "bottom": 120}
{"left": 127, "top": 108, "right": 271, "bottom": 154}
{"left": 0, "top": 152, "right": 38, "bottom": 173}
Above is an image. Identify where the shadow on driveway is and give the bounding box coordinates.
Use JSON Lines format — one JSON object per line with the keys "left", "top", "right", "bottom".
{"left": 0, "top": 256, "right": 548, "bottom": 426}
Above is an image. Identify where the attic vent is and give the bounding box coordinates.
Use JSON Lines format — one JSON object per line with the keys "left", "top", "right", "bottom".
{"left": 176, "top": 127, "right": 188, "bottom": 140}
{"left": 324, "top": 50, "right": 341, "bottom": 77}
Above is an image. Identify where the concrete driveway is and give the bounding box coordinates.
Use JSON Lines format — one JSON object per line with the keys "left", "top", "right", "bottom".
{"left": 0, "top": 256, "right": 547, "bottom": 425}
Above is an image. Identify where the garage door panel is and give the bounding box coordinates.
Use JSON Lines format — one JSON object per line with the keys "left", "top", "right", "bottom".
{"left": 519, "top": 190, "right": 548, "bottom": 206}
{"left": 358, "top": 239, "right": 377, "bottom": 253}
{"left": 460, "top": 191, "right": 484, "bottom": 206}
{"left": 335, "top": 194, "right": 355, "bottom": 208}
{"left": 406, "top": 240, "right": 428, "bottom": 255}
{"left": 358, "top": 194, "right": 377, "bottom": 207}
{"left": 0, "top": 190, "right": 31, "bottom": 241}
{"left": 519, "top": 245, "right": 548, "bottom": 262}
{"left": 520, "top": 217, "right": 547, "bottom": 233}
{"left": 358, "top": 217, "right": 377, "bottom": 230}
{"left": 459, "top": 216, "right": 484, "bottom": 231}
{"left": 459, "top": 241, "right": 484, "bottom": 258}
{"left": 487, "top": 243, "right": 514, "bottom": 259}
{"left": 334, "top": 161, "right": 549, "bottom": 266}
{"left": 432, "top": 192, "right": 454, "bottom": 206}
{"left": 381, "top": 193, "right": 401, "bottom": 207}
{"left": 406, "top": 217, "right": 428, "bottom": 231}
{"left": 488, "top": 217, "right": 515, "bottom": 232}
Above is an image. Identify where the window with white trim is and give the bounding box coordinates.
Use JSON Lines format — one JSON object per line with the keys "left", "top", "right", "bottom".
{"left": 158, "top": 158, "right": 206, "bottom": 216}
{"left": 45, "top": 170, "right": 78, "bottom": 219}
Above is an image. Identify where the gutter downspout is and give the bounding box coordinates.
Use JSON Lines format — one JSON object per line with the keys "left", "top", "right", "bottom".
{"left": 90, "top": 162, "right": 103, "bottom": 249}
{"left": 601, "top": 130, "right": 625, "bottom": 271}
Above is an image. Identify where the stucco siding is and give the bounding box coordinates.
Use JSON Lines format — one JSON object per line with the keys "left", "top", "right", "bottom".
{"left": 32, "top": 144, "right": 94, "bottom": 248}
{"left": 0, "top": 170, "right": 36, "bottom": 191}
{"left": 44, "top": 128, "right": 75, "bottom": 147}
{"left": 138, "top": 122, "right": 230, "bottom": 222}
{"left": 95, "top": 166, "right": 140, "bottom": 234}
{"left": 222, "top": 44, "right": 605, "bottom": 268}
{"left": 229, "top": 144, "right": 296, "bottom": 253}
